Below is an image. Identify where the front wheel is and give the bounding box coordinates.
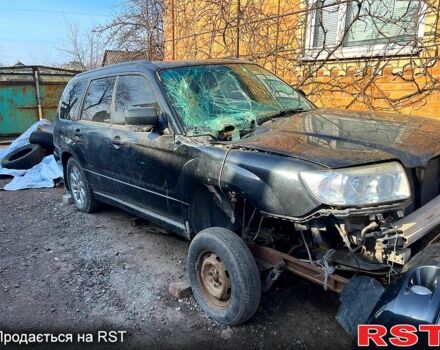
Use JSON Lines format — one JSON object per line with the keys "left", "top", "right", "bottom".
{"left": 188, "top": 227, "right": 261, "bottom": 325}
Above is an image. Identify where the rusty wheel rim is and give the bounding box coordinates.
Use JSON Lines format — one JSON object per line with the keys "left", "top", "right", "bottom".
{"left": 197, "top": 252, "right": 232, "bottom": 309}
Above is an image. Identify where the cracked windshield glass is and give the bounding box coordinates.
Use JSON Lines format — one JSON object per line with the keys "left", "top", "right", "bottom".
{"left": 159, "top": 64, "right": 313, "bottom": 139}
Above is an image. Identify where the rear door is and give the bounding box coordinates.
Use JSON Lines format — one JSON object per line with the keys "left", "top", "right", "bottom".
{"left": 54, "top": 79, "right": 87, "bottom": 155}
{"left": 75, "top": 76, "right": 116, "bottom": 194}
{"left": 106, "top": 74, "right": 184, "bottom": 225}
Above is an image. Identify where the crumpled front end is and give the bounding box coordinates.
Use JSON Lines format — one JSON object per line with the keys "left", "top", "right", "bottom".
{"left": 228, "top": 152, "right": 440, "bottom": 337}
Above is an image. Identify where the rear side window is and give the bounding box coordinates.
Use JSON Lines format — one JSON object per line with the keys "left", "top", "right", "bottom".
{"left": 58, "top": 80, "right": 86, "bottom": 120}
{"left": 113, "top": 75, "right": 157, "bottom": 125}
{"left": 81, "top": 77, "right": 116, "bottom": 123}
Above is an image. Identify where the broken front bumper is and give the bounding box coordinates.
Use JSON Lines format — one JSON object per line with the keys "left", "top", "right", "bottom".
{"left": 337, "top": 244, "right": 440, "bottom": 339}
{"left": 397, "top": 193, "right": 440, "bottom": 247}
{"left": 340, "top": 195, "right": 440, "bottom": 335}
{"left": 251, "top": 194, "right": 440, "bottom": 337}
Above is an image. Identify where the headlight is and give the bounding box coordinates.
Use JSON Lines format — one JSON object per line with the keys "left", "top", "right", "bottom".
{"left": 300, "top": 162, "right": 410, "bottom": 206}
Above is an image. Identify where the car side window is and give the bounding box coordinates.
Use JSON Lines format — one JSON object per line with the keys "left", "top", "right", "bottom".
{"left": 113, "top": 75, "right": 158, "bottom": 125}
{"left": 81, "top": 77, "right": 116, "bottom": 123}
{"left": 58, "top": 80, "right": 86, "bottom": 120}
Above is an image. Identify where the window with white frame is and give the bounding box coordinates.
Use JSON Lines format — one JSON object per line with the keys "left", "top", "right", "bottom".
{"left": 305, "top": 0, "right": 424, "bottom": 59}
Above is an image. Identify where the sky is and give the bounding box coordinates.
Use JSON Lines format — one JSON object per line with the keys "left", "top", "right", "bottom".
{"left": 0, "top": 0, "right": 119, "bottom": 66}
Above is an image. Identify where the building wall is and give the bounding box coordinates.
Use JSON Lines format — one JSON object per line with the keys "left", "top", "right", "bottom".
{"left": 164, "top": 0, "right": 440, "bottom": 118}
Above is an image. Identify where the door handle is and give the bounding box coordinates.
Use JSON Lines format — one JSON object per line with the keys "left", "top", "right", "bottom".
{"left": 112, "top": 136, "right": 123, "bottom": 146}
{"left": 73, "top": 129, "right": 82, "bottom": 137}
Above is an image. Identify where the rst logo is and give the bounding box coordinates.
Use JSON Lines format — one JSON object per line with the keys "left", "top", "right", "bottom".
{"left": 357, "top": 325, "right": 440, "bottom": 347}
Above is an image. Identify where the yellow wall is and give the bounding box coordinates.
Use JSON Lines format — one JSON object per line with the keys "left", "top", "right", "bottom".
{"left": 164, "top": 0, "right": 440, "bottom": 118}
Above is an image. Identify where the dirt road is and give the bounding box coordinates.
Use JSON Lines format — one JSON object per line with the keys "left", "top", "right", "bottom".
{"left": 0, "top": 179, "right": 351, "bottom": 349}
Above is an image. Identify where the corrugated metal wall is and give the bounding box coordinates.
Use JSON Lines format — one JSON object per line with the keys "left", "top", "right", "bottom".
{"left": 0, "top": 66, "right": 79, "bottom": 136}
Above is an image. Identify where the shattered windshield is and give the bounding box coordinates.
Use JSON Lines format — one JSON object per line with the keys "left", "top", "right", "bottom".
{"left": 159, "top": 64, "right": 313, "bottom": 138}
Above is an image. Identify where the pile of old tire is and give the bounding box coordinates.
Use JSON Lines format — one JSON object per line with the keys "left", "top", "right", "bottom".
{"left": 1, "top": 130, "right": 54, "bottom": 170}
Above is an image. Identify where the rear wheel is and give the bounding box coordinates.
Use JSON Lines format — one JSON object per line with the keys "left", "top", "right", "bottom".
{"left": 188, "top": 227, "right": 261, "bottom": 325}
{"left": 66, "top": 158, "right": 98, "bottom": 213}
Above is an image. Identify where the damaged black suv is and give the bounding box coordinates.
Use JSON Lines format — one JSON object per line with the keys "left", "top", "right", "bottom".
{"left": 54, "top": 59, "right": 440, "bottom": 331}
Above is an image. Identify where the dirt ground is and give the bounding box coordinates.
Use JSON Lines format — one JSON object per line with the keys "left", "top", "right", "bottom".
{"left": 0, "top": 178, "right": 351, "bottom": 349}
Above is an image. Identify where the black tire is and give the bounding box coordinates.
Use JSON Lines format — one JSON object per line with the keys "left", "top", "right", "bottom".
{"left": 66, "top": 158, "right": 98, "bottom": 213}
{"left": 188, "top": 227, "right": 261, "bottom": 325}
{"left": 1, "top": 144, "right": 46, "bottom": 170}
{"left": 29, "top": 130, "right": 54, "bottom": 153}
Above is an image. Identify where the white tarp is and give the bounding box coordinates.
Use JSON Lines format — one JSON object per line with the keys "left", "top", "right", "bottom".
{"left": 3, "top": 155, "right": 63, "bottom": 191}
{"left": 0, "top": 120, "right": 63, "bottom": 191}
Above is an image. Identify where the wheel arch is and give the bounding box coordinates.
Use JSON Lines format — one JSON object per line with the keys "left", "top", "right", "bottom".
{"left": 187, "top": 183, "right": 260, "bottom": 240}
{"left": 179, "top": 156, "right": 278, "bottom": 239}
{"left": 61, "top": 151, "right": 74, "bottom": 191}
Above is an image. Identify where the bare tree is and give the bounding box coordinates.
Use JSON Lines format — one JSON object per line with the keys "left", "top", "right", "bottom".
{"left": 57, "top": 20, "right": 105, "bottom": 70}
{"left": 96, "top": 0, "right": 164, "bottom": 61}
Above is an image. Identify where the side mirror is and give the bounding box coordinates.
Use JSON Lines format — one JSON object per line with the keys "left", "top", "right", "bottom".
{"left": 124, "top": 107, "right": 158, "bottom": 128}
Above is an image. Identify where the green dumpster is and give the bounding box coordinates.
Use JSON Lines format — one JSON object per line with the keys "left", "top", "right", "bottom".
{"left": 0, "top": 65, "right": 80, "bottom": 137}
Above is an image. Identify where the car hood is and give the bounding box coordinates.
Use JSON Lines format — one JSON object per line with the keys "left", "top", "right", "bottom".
{"left": 233, "top": 108, "right": 440, "bottom": 168}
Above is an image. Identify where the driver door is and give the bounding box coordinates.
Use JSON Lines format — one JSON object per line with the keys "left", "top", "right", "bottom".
{"left": 106, "top": 74, "right": 184, "bottom": 225}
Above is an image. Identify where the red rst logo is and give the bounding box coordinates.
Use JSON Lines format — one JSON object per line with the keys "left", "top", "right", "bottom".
{"left": 357, "top": 324, "right": 440, "bottom": 347}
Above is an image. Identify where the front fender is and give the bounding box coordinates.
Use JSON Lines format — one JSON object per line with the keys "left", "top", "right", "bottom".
{"left": 178, "top": 145, "right": 322, "bottom": 218}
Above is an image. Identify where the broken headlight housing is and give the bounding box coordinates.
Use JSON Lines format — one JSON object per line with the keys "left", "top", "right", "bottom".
{"left": 300, "top": 162, "right": 410, "bottom": 206}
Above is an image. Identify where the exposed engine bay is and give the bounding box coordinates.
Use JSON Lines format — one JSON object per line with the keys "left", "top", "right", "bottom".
{"left": 211, "top": 178, "right": 440, "bottom": 290}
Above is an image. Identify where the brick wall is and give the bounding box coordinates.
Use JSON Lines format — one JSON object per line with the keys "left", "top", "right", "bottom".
{"left": 164, "top": 0, "right": 440, "bottom": 119}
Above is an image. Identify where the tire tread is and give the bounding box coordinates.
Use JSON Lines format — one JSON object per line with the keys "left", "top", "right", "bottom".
{"left": 1, "top": 144, "right": 45, "bottom": 170}
{"left": 188, "top": 227, "right": 261, "bottom": 325}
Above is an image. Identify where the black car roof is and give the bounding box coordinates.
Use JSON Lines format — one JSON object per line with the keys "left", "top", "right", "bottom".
{"left": 74, "top": 58, "right": 254, "bottom": 80}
